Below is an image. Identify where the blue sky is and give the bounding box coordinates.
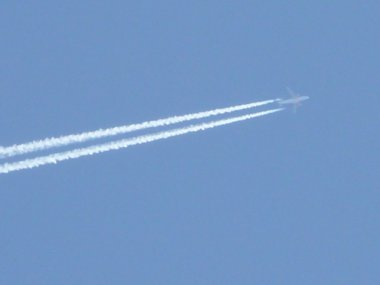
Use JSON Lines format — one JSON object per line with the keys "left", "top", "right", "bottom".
{"left": 1, "top": 1, "right": 379, "bottom": 284}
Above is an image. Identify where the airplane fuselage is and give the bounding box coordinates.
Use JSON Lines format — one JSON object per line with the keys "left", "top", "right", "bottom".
{"left": 279, "top": 96, "right": 310, "bottom": 105}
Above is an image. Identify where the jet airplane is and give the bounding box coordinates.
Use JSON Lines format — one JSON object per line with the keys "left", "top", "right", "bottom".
{"left": 279, "top": 88, "right": 309, "bottom": 112}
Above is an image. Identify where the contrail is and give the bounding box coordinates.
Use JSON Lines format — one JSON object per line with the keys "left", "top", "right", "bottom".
{"left": 0, "top": 108, "right": 283, "bottom": 174}
{"left": 0, "top": 99, "right": 279, "bottom": 159}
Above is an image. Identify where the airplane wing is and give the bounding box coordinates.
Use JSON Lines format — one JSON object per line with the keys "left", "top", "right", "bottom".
{"left": 293, "top": 103, "right": 299, "bottom": 113}
{"left": 286, "top": 87, "right": 298, "bottom": 98}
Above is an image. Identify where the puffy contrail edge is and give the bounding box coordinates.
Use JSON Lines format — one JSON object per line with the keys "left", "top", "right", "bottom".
{"left": 0, "top": 99, "right": 279, "bottom": 158}
{"left": 0, "top": 108, "right": 283, "bottom": 174}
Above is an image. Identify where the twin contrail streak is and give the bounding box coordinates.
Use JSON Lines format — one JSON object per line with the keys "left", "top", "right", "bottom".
{"left": 0, "top": 108, "right": 283, "bottom": 174}
{"left": 0, "top": 99, "right": 278, "bottom": 158}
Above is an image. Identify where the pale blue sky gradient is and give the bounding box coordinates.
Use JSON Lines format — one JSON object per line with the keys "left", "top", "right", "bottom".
{"left": 1, "top": 1, "right": 379, "bottom": 284}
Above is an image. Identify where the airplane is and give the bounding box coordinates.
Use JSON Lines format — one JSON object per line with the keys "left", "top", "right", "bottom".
{"left": 278, "top": 88, "right": 309, "bottom": 112}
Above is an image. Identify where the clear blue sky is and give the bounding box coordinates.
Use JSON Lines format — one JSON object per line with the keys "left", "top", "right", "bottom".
{"left": 1, "top": 1, "right": 379, "bottom": 284}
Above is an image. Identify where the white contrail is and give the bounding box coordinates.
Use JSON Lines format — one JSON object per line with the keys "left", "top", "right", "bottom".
{"left": 0, "top": 99, "right": 279, "bottom": 159}
{"left": 0, "top": 108, "right": 283, "bottom": 174}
